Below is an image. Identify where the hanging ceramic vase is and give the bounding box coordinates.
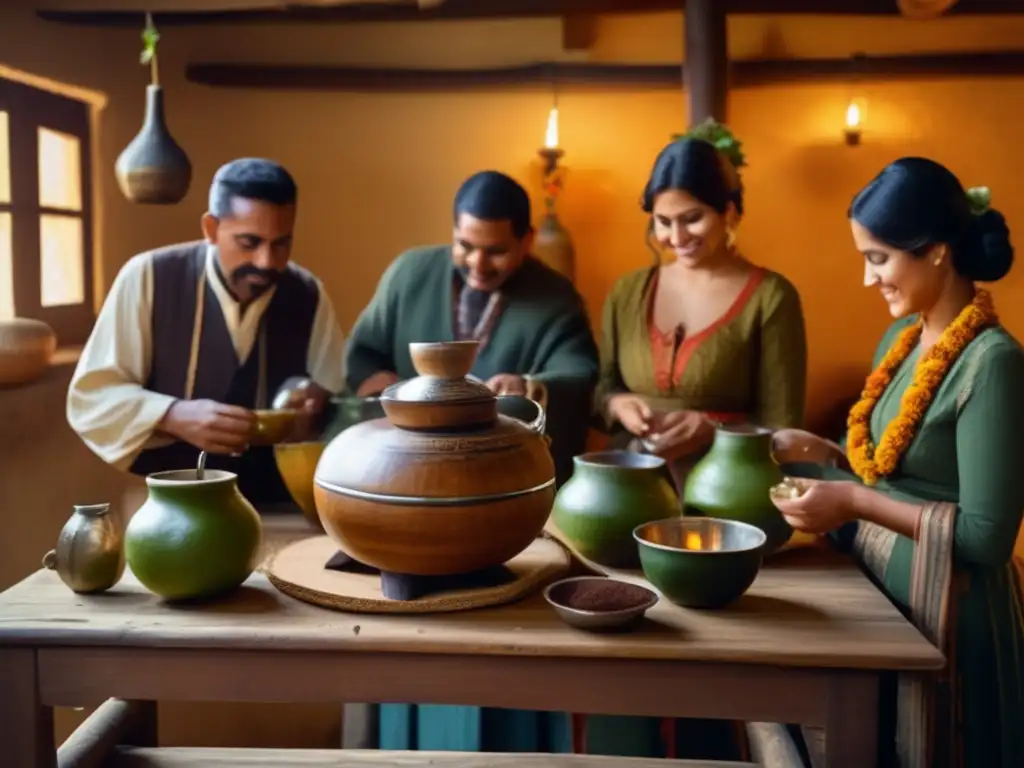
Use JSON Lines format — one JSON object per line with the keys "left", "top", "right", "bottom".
{"left": 682, "top": 425, "right": 791, "bottom": 553}
{"left": 533, "top": 212, "right": 576, "bottom": 282}
{"left": 115, "top": 84, "right": 192, "bottom": 205}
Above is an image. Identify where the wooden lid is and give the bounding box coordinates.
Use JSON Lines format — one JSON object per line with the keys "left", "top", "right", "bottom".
{"left": 381, "top": 374, "right": 493, "bottom": 406}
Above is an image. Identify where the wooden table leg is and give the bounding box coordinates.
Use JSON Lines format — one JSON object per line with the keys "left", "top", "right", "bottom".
{"left": 0, "top": 648, "right": 55, "bottom": 768}
{"left": 824, "top": 671, "right": 879, "bottom": 768}
{"left": 123, "top": 700, "right": 158, "bottom": 746}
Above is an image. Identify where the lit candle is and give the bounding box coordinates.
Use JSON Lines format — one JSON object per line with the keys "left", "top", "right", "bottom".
{"left": 685, "top": 531, "right": 703, "bottom": 551}
{"left": 544, "top": 106, "right": 559, "bottom": 150}
{"left": 845, "top": 100, "right": 862, "bottom": 132}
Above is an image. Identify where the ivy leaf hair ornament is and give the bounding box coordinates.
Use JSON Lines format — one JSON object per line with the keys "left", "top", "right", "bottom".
{"left": 966, "top": 186, "right": 991, "bottom": 216}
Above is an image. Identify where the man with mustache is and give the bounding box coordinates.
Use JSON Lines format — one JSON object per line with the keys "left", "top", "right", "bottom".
{"left": 347, "top": 169, "right": 599, "bottom": 488}
{"left": 67, "top": 158, "right": 346, "bottom": 504}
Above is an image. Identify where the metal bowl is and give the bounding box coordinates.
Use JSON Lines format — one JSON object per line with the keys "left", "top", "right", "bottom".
{"left": 633, "top": 517, "right": 767, "bottom": 609}
{"left": 543, "top": 576, "right": 659, "bottom": 632}
{"left": 272, "top": 396, "right": 385, "bottom": 530}
{"left": 273, "top": 441, "right": 326, "bottom": 530}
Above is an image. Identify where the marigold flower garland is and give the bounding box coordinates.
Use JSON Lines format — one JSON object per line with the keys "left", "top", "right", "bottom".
{"left": 847, "top": 289, "right": 998, "bottom": 485}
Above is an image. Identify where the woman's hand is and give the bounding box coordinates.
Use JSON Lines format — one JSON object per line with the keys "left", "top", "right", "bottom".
{"left": 645, "top": 410, "right": 715, "bottom": 460}
{"left": 771, "top": 479, "right": 860, "bottom": 534}
{"left": 771, "top": 428, "right": 846, "bottom": 467}
{"left": 607, "top": 394, "right": 654, "bottom": 437}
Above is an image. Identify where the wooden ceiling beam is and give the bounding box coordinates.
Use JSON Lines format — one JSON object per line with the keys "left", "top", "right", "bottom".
{"left": 184, "top": 51, "right": 1024, "bottom": 91}
{"left": 35, "top": 0, "right": 1024, "bottom": 28}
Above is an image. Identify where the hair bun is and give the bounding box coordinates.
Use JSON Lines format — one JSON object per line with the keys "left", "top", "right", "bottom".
{"left": 962, "top": 208, "right": 1014, "bottom": 282}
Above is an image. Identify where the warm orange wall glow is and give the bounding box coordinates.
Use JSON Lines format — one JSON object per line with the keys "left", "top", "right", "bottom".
{"left": 2, "top": 9, "right": 1023, "bottom": 428}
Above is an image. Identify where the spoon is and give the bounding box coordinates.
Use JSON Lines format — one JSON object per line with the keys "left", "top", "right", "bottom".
{"left": 197, "top": 451, "right": 207, "bottom": 480}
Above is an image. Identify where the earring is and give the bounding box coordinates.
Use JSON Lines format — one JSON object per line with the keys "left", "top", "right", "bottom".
{"left": 725, "top": 227, "right": 738, "bottom": 249}
{"left": 934, "top": 257, "right": 943, "bottom": 266}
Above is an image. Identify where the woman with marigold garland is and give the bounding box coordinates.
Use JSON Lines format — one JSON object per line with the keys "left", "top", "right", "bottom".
{"left": 773, "top": 157, "right": 1024, "bottom": 768}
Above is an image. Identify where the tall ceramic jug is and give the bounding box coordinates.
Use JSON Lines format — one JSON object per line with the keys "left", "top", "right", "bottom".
{"left": 125, "top": 469, "right": 262, "bottom": 600}
{"left": 682, "top": 425, "right": 790, "bottom": 553}
{"left": 551, "top": 450, "right": 679, "bottom": 568}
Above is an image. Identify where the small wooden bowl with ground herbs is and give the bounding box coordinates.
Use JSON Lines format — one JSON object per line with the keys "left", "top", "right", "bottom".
{"left": 543, "top": 576, "right": 659, "bottom": 632}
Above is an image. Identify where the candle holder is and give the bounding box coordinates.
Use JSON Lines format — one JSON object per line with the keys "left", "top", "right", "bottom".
{"left": 534, "top": 146, "right": 575, "bottom": 283}
{"left": 539, "top": 147, "right": 564, "bottom": 177}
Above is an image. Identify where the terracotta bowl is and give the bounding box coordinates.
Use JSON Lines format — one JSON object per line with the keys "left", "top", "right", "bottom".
{"left": 408, "top": 340, "right": 480, "bottom": 379}
{"left": 633, "top": 517, "right": 766, "bottom": 609}
{"left": 273, "top": 441, "right": 326, "bottom": 530}
{"left": 544, "top": 576, "right": 658, "bottom": 632}
{"left": 250, "top": 409, "right": 298, "bottom": 446}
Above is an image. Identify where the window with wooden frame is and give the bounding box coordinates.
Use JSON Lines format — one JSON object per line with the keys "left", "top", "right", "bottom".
{"left": 0, "top": 77, "right": 95, "bottom": 345}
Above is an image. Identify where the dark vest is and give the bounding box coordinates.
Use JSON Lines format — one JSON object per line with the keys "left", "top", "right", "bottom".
{"left": 129, "top": 242, "right": 320, "bottom": 505}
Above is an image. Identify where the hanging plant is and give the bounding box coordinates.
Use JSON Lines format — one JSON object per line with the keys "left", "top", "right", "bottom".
{"left": 114, "top": 12, "right": 192, "bottom": 205}
{"left": 140, "top": 12, "right": 161, "bottom": 86}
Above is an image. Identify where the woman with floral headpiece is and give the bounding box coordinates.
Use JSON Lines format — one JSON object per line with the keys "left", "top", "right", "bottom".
{"left": 597, "top": 123, "right": 808, "bottom": 491}
{"left": 584, "top": 124, "right": 807, "bottom": 759}
{"left": 773, "top": 157, "right": 1024, "bottom": 768}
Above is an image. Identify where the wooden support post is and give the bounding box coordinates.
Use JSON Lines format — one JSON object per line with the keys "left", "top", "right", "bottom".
{"left": 684, "top": 0, "right": 729, "bottom": 125}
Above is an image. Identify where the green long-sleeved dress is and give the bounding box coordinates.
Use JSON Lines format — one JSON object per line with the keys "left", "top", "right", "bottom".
{"left": 795, "top": 316, "right": 1024, "bottom": 767}
{"left": 586, "top": 263, "right": 808, "bottom": 758}
{"left": 597, "top": 264, "right": 807, "bottom": 435}
{"left": 345, "top": 245, "right": 598, "bottom": 754}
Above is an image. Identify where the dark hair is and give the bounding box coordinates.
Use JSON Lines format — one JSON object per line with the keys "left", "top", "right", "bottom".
{"left": 849, "top": 157, "right": 1013, "bottom": 283}
{"left": 641, "top": 138, "right": 744, "bottom": 216}
{"left": 453, "top": 171, "right": 532, "bottom": 238}
{"left": 208, "top": 158, "right": 298, "bottom": 218}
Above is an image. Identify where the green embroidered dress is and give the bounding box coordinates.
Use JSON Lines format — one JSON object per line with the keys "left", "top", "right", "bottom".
{"left": 586, "top": 264, "right": 808, "bottom": 758}
{"left": 794, "top": 316, "right": 1024, "bottom": 768}
{"left": 597, "top": 265, "right": 808, "bottom": 434}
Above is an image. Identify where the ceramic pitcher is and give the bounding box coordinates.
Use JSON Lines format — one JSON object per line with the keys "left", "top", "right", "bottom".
{"left": 682, "top": 425, "right": 791, "bottom": 553}
{"left": 551, "top": 450, "right": 679, "bottom": 568}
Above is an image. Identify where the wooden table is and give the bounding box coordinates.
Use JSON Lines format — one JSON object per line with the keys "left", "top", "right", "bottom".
{"left": 0, "top": 543, "right": 944, "bottom": 768}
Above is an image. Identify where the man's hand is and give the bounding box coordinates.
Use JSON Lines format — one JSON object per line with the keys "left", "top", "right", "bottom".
{"left": 159, "top": 399, "right": 254, "bottom": 454}
{"left": 356, "top": 371, "right": 400, "bottom": 397}
{"left": 485, "top": 373, "right": 528, "bottom": 396}
{"left": 285, "top": 382, "right": 331, "bottom": 442}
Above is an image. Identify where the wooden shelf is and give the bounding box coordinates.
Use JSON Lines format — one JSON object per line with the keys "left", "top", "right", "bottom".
{"left": 35, "top": 0, "right": 1024, "bottom": 28}
{"left": 184, "top": 51, "right": 1024, "bottom": 92}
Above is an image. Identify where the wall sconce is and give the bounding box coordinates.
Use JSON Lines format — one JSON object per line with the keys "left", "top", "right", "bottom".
{"left": 533, "top": 103, "right": 576, "bottom": 282}
{"left": 844, "top": 98, "right": 863, "bottom": 146}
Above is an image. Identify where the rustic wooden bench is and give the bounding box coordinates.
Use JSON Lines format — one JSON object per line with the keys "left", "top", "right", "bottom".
{"left": 56, "top": 699, "right": 809, "bottom": 768}
{"left": 105, "top": 748, "right": 758, "bottom": 767}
